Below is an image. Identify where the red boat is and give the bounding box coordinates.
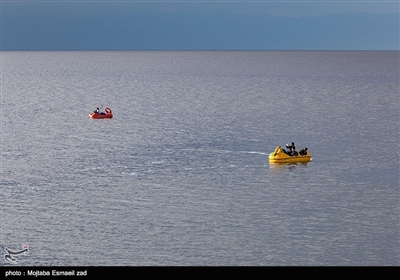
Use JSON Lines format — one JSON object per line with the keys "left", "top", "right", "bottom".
{"left": 89, "top": 107, "right": 113, "bottom": 119}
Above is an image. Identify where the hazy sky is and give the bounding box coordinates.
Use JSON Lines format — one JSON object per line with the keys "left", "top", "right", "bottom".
{"left": 1, "top": 0, "right": 399, "bottom": 50}
{"left": 3, "top": 0, "right": 399, "bottom": 17}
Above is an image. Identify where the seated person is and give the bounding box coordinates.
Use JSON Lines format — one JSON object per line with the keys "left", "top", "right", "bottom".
{"left": 95, "top": 107, "right": 106, "bottom": 114}
{"left": 285, "top": 142, "right": 296, "bottom": 156}
{"left": 299, "top": 147, "right": 308, "bottom": 156}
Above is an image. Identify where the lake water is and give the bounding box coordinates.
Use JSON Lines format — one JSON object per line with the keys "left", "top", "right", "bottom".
{"left": 1, "top": 51, "right": 399, "bottom": 266}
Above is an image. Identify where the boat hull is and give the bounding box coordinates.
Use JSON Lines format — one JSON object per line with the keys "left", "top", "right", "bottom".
{"left": 268, "top": 146, "right": 311, "bottom": 164}
{"left": 88, "top": 113, "right": 113, "bottom": 119}
{"left": 88, "top": 107, "right": 113, "bottom": 119}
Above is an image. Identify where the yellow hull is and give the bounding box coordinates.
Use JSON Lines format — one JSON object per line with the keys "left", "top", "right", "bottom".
{"left": 268, "top": 146, "right": 311, "bottom": 164}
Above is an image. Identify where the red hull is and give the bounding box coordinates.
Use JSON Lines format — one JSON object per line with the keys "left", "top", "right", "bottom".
{"left": 89, "top": 107, "right": 113, "bottom": 119}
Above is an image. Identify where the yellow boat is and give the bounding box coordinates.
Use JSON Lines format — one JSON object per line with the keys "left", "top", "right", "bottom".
{"left": 268, "top": 146, "right": 311, "bottom": 164}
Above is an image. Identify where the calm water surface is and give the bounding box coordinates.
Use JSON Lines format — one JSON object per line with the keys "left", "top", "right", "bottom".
{"left": 1, "top": 51, "right": 399, "bottom": 266}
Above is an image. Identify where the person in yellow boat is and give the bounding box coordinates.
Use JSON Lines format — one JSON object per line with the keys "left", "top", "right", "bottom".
{"left": 299, "top": 147, "right": 308, "bottom": 156}
{"left": 285, "top": 142, "right": 296, "bottom": 156}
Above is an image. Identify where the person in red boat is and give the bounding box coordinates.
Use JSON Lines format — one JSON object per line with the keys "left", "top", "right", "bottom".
{"left": 94, "top": 107, "right": 106, "bottom": 115}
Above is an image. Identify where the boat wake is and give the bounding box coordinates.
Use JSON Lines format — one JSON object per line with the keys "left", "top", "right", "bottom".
{"left": 239, "top": 151, "right": 269, "bottom": 156}
{"left": 179, "top": 148, "right": 268, "bottom": 156}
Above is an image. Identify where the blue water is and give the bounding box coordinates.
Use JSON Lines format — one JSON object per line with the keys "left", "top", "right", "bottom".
{"left": 1, "top": 51, "right": 399, "bottom": 266}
